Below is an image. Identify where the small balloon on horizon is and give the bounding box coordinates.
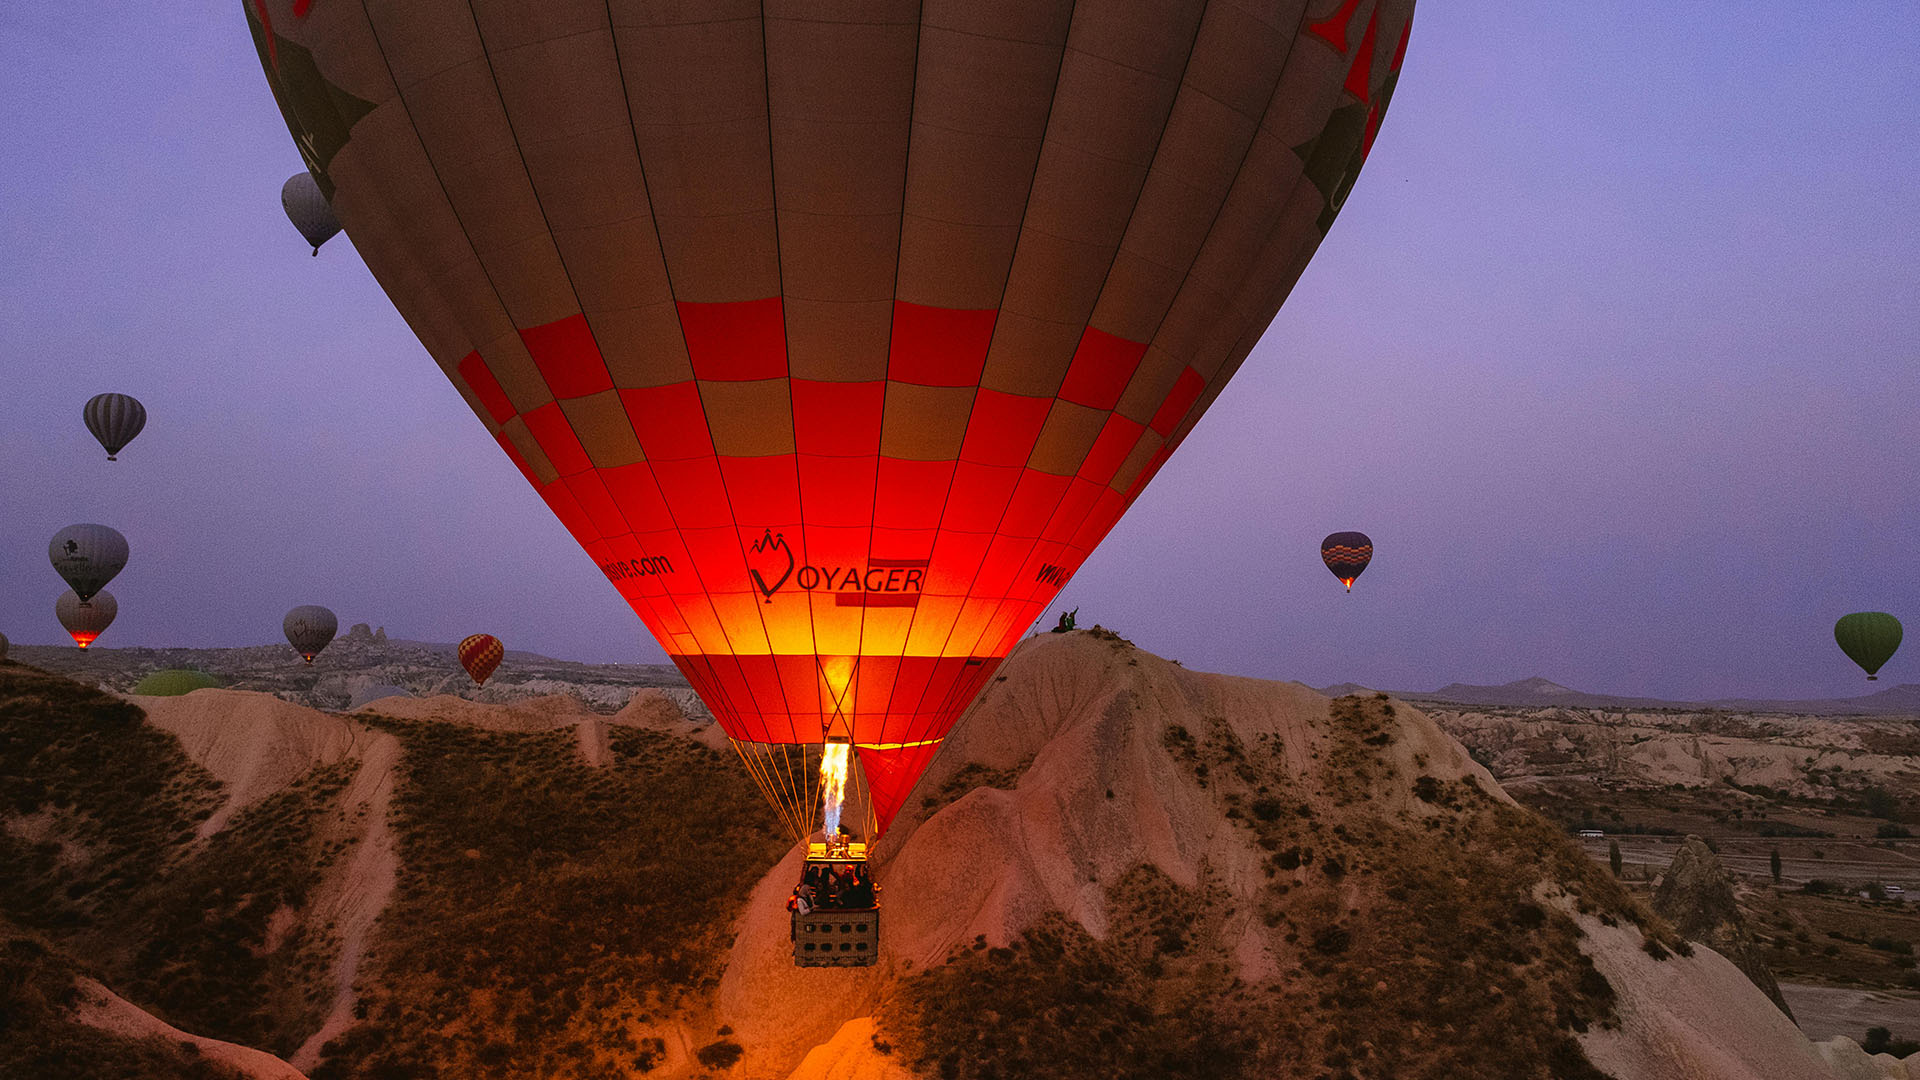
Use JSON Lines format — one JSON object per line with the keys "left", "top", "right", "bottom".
{"left": 1835, "top": 612, "right": 1902, "bottom": 681}
{"left": 1321, "top": 532, "right": 1374, "bottom": 593}
{"left": 57, "top": 589, "right": 117, "bottom": 650}
{"left": 284, "top": 605, "right": 338, "bottom": 665}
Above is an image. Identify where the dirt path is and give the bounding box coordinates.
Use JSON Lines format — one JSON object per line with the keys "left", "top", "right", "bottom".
{"left": 291, "top": 728, "right": 401, "bottom": 1072}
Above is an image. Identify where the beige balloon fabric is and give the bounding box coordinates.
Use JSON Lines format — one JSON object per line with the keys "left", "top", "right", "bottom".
{"left": 244, "top": 0, "right": 1414, "bottom": 834}
{"left": 56, "top": 589, "right": 117, "bottom": 650}
{"left": 49, "top": 524, "right": 129, "bottom": 604}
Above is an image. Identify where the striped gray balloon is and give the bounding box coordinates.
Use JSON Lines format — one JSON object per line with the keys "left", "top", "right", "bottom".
{"left": 56, "top": 589, "right": 116, "bottom": 649}
{"left": 49, "top": 524, "right": 128, "bottom": 603}
{"left": 83, "top": 393, "right": 146, "bottom": 460}
{"left": 283, "top": 605, "right": 338, "bottom": 664}
{"left": 281, "top": 172, "right": 341, "bottom": 255}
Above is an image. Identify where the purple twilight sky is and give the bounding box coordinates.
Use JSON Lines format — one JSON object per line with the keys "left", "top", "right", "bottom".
{"left": 1, "top": 6, "right": 1916, "bottom": 700}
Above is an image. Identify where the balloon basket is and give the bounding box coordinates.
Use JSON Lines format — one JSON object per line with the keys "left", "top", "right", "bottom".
{"left": 792, "top": 842, "right": 880, "bottom": 968}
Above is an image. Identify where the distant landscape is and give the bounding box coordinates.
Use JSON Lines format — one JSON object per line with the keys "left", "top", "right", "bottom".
{"left": 3, "top": 632, "right": 1917, "bottom": 1077}
{"left": 1317, "top": 675, "right": 1920, "bottom": 717}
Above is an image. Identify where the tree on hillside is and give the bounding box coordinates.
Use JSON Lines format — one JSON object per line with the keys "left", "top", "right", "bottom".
{"left": 1862, "top": 786, "right": 1899, "bottom": 821}
{"left": 1769, "top": 849, "right": 1781, "bottom": 885}
{"left": 1862, "top": 1027, "right": 1919, "bottom": 1058}
{"left": 1608, "top": 840, "right": 1622, "bottom": 879}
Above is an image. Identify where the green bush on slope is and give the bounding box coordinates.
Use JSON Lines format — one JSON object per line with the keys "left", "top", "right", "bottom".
{"left": 0, "top": 664, "right": 349, "bottom": 1056}
{"left": 0, "top": 921, "right": 245, "bottom": 1080}
{"left": 881, "top": 694, "right": 1666, "bottom": 1080}
{"left": 314, "top": 719, "right": 784, "bottom": 1080}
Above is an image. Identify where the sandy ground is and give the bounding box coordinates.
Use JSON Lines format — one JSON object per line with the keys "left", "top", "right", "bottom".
{"left": 1783, "top": 983, "right": 1920, "bottom": 1042}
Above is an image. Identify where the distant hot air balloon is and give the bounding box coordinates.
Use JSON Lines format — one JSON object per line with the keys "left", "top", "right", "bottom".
{"left": 49, "top": 524, "right": 128, "bottom": 604}
{"left": 56, "top": 589, "right": 117, "bottom": 650}
{"left": 83, "top": 394, "right": 146, "bottom": 461}
{"left": 281, "top": 172, "right": 342, "bottom": 254}
{"left": 284, "top": 605, "right": 338, "bottom": 664}
{"left": 245, "top": 0, "right": 1416, "bottom": 842}
{"left": 1321, "top": 532, "right": 1374, "bottom": 592}
{"left": 1835, "top": 612, "right": 1902, "bottom": 681}
{"left": 458, "top": 634, "right": 504, "bottom": 686}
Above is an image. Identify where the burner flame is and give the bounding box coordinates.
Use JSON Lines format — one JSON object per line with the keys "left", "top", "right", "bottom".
{"left": 820, "top": 741, "right": 851, "bottom": 838}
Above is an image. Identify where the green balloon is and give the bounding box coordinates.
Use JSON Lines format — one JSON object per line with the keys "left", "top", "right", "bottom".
{"left": 131, "top": 669, "right": 224, "bottom": 696}
{"left": 1834, "top": 612, "right": 1902, "bottom": 680}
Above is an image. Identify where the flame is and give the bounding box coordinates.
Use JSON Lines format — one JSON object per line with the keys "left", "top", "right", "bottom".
{"left": 71, "top": 634, "right": 96, "bottom": 650}
{"left": 820, "top": 741, "right": 851, "bottom": 838}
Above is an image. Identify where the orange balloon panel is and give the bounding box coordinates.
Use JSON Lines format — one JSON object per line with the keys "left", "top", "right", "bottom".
{"left": 245, "top": 0, "right": 1414, "bottom": 834}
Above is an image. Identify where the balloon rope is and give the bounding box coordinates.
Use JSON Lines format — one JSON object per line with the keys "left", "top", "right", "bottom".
{"left": 732, "top": 740, "right": 807, "bottom": 842}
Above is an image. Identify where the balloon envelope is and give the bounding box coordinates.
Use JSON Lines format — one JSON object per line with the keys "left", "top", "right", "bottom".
{"left": 245, "top": 0, "right": 1415, "bottom": 836}
{"left": 458, "top": 634, "right": 504, "bottom": 686}
{"left": 56, "top": 589, "right": 117, "bottom": 650}
{"left": 84, "top": 394, "right": 147, "bottom": 460}
{"left": 283, "top": 605, "right": 339, "bottom": 664}
{"left": 49, "top": 524, "right": 128, "bottom": 603}
{"left": 281, "top": 171, "right": 342, "bottom": 253}
{"left": 1834, "top": 612, "right": 1902, "bottom": 680}
{"left": 1321, "top": 531, "right": 1373, "bottom": 591}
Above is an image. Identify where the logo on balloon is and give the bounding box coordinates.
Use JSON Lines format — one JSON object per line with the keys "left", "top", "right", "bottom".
{"left": 749, "top": 530, "right": 795, "bottom": 602}
{"left": 600, "top": 556, "right": 674, "bottom": 583}
{"left": 64, "top": 540, "right": 79, "bottom": 555}
{"left": 747, "top": 529, "right": 927, "bottom": 608}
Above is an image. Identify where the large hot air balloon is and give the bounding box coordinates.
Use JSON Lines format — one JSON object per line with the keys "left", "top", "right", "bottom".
{"left": 284, "top": 605, "right": 339, "bottom": 664}
{"left": 49, "top": 524, "right": 128, "bottom": 604}
{"left": 56, "top": 589, "right": 117, "bottom": 650}
{"left": 83, "top": 394, "right": 146, "bottom": 461}
{"left": 245, "top": 0, "right": 1415, "bottom": 841}
{"left": 1835, "top": 612, "right": 1902, "bottom": 681}
{"left": 1320, "top": 531, "right": 1373, "bottom": 591}
{"left": 458, "top": 634, "right": 504, "bottom": 686}
{"left": 282, "top": 172, "right": 342, "bottom": 254}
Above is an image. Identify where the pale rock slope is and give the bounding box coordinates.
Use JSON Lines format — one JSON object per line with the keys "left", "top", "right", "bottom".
{"left": 71, "top": 977, "right": 310, "bottom": 1080}
{"left": 1816, "top": 1037, "right": 1915, "bottom": 1079}
{"left": 117, "top": 687, "right": 401, "bottom": 1075}
{"left": 706, "top": 632, "right": 1846, "bottom": 1080}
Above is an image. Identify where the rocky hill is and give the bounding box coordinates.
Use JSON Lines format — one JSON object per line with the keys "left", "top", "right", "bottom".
{"left": 1425, "top": 701, "right": 1920, "bottom": 851}
{"left": 1320, "top": 676, "right": 1920, "bottom": 717}
{"left": 0, "top": 633, "right": 1877, "bottom": 1079}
